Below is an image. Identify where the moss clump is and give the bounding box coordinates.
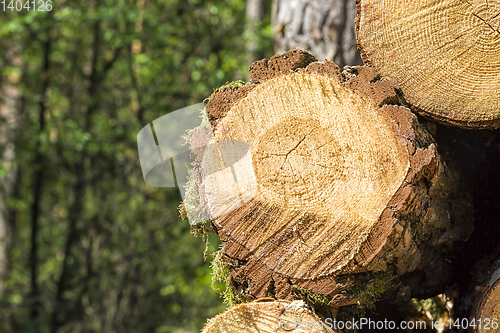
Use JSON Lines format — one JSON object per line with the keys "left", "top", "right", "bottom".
{"left": 178, "top": 202, "right": 187, "bottom": 220}
{"left": 338, "top": 272, "right": 394, "bottom": 320}
{"left": 218, "top": 80, "right": 252, "bottom": 90}
{"left": 189, "top": 219, "right": 213, "bottom": 261}
{"left": 189, "top": 220, "right": 213, "bottom": 238}
{"left": 181, "top": 160, "right": 203, "bottom": 220}
{"left": 178, "top": 108, "right": 213, "bottom": 227}
{"left": 180, "top": 182, "right": 214, "bottom": 258}
{"left": 221, "top": 285, "right": 248, "bottom": 308}
{"left": 183, "top": 81, "right": 252, "bottom": 222}
{"left": 288, "top": 273, "right": 394, "bottom": 319}
{"left": 210, "top": 249, "right": 248, "bottom": 307}
{"left": 177, "top": 106, "right": 211, "bottom": 226}
{"left": 353, "top": 272, "right": 393, "bottom": 311}
{"left": 210, "top": 249, "right": 231, "bottom": 292}
{"left": 204, "top": 80, "right": 252, "bottom": 104}
{"left": 292, "top": 285, "right": 333, "bottom": 315}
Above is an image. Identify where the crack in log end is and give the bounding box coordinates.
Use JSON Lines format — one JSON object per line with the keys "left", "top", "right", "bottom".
{"left": 254, "top": 117, "right": 344, "bottom": 207}
{"left": 461, "top": 0, "right": 500, "bottom": 36}
{"left": 209, "top": 72, "right": 410, "bottom": 279}
{"left": 472, "top": 12, "right": 500, "bottom": 35}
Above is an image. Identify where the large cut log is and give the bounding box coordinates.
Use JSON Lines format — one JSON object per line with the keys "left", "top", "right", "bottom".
{"left": 191, "top": 50, "right": 472, "bottom": 313}
{"left": 355, "top": 0, "right": 500, "bottom": 128}
{"left": 201, "top": 299, "right": 338, "bottom": 333}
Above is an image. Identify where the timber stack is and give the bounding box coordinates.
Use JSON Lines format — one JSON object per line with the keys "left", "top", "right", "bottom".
{"left": 189, "top": 49, "right": 474, "bottom": 331}
{"left": 191, "top": 0, "right": 500, "bottom": 329}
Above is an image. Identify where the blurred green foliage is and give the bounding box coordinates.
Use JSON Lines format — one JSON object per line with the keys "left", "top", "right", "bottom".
{"left": 0, "top": 0, "right": 272, "bottom": 332}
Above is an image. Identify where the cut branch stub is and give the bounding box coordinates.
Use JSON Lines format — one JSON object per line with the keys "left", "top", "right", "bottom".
{"left": 356, "top": 0, "right": 500, "bottom": 127}
{"left": 201, "top": 299, "right": 336, "bottom": 333}
{"left": 199, "top": 49, "right": 472, "bottom": 302}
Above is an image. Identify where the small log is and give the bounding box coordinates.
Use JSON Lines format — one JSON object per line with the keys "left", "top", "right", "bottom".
{"left": 194, "top": 50, "right": 472, "bottom": 311}
{"left": 463, "top": 254, "right": 500, "bottom": 333}
{"left": 201, "top": 299, "right": 338, "bottom": 333}
{"left": 355, "top": 0, "right": 500, "bottom": 128}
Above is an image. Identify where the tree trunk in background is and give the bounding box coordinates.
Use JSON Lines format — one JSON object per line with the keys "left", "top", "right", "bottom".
{"left": 246, "top": 0, "right": 267, "bottom": 66}
{"left": 272, "top": 0, "right": 362, "bottom": 67}
{"left": 0, "top": 84, "right": 20, "bottom": 297}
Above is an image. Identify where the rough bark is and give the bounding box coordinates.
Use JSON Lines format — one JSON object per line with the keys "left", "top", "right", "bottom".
{"left": 272, "top": 0, "right": 362, "bottom": 67}
{"left": 193, "top": 50, "right": 473, "bottom": 312}
{"left": 201, "top": 299, "right": 338, "bottom": 333}
{"left": 355, "top": 0, "right": 500, "bottom": 128}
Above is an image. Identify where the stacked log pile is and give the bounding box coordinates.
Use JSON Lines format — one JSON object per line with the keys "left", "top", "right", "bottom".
{"left": 191, "top": 0, "right": 500, "bottom": 330}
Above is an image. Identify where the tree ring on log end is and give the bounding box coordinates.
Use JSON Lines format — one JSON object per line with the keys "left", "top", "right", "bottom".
{"left": 205, "top": 72, "right": 410, "bottom": 279}
{"left": 472, "top": 266, "right": 500, "bottom": 333}
{"left": 201, "top": 300, "right": 331, "bottom": 333}
{"left": 356, "top": 0, "right": 500, "bottom": 127}
{"left": 253, "top": 117, "right": 344, "bottom": 204}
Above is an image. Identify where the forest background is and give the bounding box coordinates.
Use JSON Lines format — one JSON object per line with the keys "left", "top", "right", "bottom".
{"left": 4, "top": 0, "right": 498, "bottom": 332}
{"left": 0, "top": 0, "right": 275, "bottom": 332}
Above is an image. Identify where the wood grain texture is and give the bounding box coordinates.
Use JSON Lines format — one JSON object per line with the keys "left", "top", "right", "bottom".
{"left": 208, "top": 71, "right": 408, "bottom": 279}
{"left": 199, "top": 50, "right": 473, "bottom": 304}
{"left": 201, "top": 299, "right": 336, "bottom": 333}
{"left": 356, "top": 0, "right": 500, "bottom": 127}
